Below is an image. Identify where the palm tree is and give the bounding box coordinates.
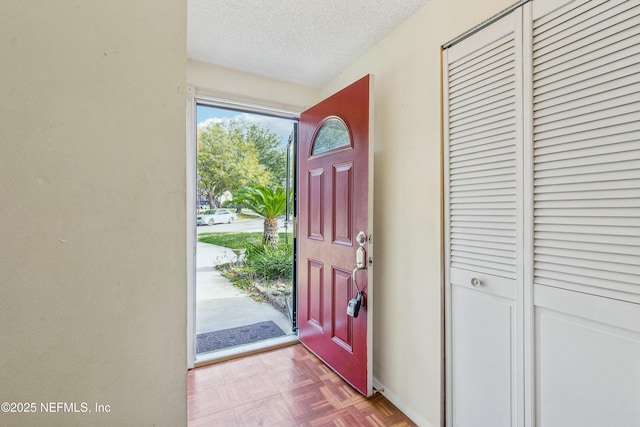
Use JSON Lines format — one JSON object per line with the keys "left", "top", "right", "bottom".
{"left": 233, "top": 185, "right": 287, "bottom": 250}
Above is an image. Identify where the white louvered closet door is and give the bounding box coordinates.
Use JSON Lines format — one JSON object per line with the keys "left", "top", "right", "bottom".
{"left": 532, "top": 0, "right": 640, "bottom": 425}
{"left": 444, "top": 10, "right": 523, "bottom": 427}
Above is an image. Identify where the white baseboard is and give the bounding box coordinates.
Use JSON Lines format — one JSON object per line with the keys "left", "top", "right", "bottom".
{"left": 372, "top": 377, "right": 433, "bottom": 427}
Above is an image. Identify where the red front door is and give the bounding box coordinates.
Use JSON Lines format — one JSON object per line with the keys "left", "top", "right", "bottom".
{"left": 298, "top": 75, "right": 373, "bottom": 396}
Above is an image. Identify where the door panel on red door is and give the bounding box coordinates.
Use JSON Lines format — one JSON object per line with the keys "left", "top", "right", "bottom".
{"left": 332, "top": 162, "right": 353, "bottom": 245}
{"left": 331, "top": 267, "right": 355, "bottom": 352}
{"left": 308, "top": 168, "right": 324, "bottom": 240}
{"left": 298, "top": 75, "right": 373, "bottom": 396}
{"left": 306, "top": 259, "right": 324, "bottom": 331}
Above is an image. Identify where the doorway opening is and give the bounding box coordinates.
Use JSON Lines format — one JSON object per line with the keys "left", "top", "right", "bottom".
{"left": 193, "top": 101, "right": 299, "bottom": 361}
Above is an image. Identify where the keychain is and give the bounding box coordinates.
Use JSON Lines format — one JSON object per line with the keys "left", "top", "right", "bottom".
{"left": 348, "top": 232, "right": 367, "bottom": 318}
{"left": 347, "top": 291, "right": 363, "bottom": 318}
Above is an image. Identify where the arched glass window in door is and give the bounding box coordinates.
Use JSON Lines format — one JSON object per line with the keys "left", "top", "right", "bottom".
{"left": 311, "top": 117, "right": 351, "bottom": 156}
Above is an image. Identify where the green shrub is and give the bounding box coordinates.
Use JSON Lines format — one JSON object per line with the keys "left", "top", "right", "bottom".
{"left": 244, "top": 243, "right": 293, "bottom": 280}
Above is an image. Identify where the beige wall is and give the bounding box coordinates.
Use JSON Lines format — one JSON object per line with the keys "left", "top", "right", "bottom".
{"left": 320, "top": 0, "right": 516, "bottom": 425}
{"left": 0, "top": 1, "right": 187, "bottom": 426}
{"left": 188, "top": 60, "right": 319, "bottom": 113}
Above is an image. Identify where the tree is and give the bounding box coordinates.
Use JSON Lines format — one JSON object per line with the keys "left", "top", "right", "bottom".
{"left": 232, "top": 185, "right": 287, "bottom": 250}
{"left": 245, "top": 123, "right": 287, "bottom": 187}
{"left": 197, "top": 122, "right": 271, "bottom": 207}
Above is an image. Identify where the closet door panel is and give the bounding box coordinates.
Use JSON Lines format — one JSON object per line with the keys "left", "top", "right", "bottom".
{"left": 452, "top": 286, "right": 515, "bottom": 427}
{"left": 444, "top": 10, "right": 523, "bottom": 427}
{"left": 532, "top": 1, "right": 640, "bottom": 425}
{"left": 535, "top": 287, "right": 640, "bottom": 427}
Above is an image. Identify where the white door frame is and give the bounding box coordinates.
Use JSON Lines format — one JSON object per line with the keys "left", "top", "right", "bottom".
{"left": 185, "top": 89, "right": 302, "bottom": 368}
{"left": 186, "top": 85, "right": 197, "bottom": 368}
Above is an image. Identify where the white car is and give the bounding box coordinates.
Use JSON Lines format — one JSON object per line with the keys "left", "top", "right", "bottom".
{"left": 197, "top": 209, "right": 237, "bottom": 226}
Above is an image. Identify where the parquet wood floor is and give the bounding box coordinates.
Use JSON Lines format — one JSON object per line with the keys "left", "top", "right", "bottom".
{"left": 188, "top": 343, "right": 417, "bottom": 427}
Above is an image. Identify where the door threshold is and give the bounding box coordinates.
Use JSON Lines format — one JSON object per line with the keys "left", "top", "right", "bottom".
{"left": 193, "top": 334, "right": 299, "bottom": 368}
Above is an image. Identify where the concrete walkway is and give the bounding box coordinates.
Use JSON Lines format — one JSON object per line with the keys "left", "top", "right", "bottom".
{"left": 196, "top": 242, "right": 293, "bottom": 336}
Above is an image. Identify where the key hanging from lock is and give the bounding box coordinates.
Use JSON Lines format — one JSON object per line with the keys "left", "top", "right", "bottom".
{"left": 348, "top": 230, "right": 367, "bottom": 318}
{"left": 348, "top": 258, "right": 364, "bottom": 318}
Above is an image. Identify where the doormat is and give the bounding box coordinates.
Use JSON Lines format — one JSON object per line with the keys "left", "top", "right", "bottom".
{"left": 196, "top": 321, "right": 286, "bottom": 354}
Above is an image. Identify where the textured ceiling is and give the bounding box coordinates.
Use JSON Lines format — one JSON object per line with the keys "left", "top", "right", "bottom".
{"left": 187, "top": 0, "right": 428, "bottom": 88}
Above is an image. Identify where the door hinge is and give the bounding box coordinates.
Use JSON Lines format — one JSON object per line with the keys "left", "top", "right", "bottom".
{"left": 292, "top": 216, "right": 297, "bottom": 239}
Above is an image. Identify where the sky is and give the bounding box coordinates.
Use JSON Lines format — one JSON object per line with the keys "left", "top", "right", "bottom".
{"left": 196, "top": 105, "right": 296, "bottom": 147}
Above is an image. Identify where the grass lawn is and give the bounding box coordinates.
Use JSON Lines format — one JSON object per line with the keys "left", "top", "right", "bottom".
{"left": 236, "top": 212, "right": 261, "bottom": 221}
{"left": 198, "top": 232, "right": 292, "bottom": 250}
